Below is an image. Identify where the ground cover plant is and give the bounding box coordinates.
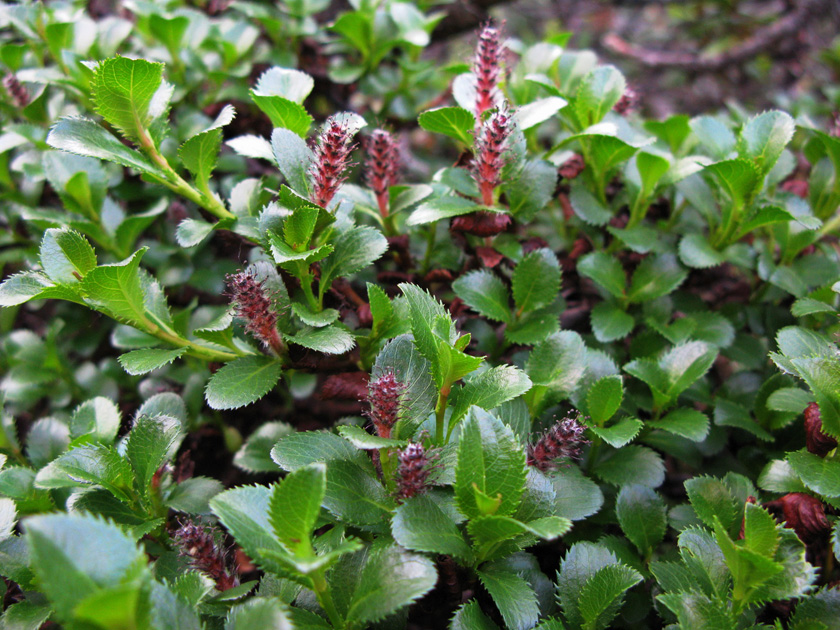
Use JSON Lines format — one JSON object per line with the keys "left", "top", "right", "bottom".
{"left": 1, "top": 0, "right": 840, "bottom": 628}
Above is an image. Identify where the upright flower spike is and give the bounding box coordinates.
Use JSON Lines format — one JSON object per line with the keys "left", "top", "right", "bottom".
{"left": 396, "top": 442, "right": 432, "bottom": 500}
{"left": 3, "top": 73, "right": 28, "bottom": 108}
{"left": 473, "top": 23, "right": 503, "bottom": 118}
{"left": 366, "top": 371, "right": 404, "bottom": 439}
{"left": 365, "top": 129, "right": 401, "bottom": 219}
{"left": 226, "top": 271, "right": 286, "bottom": 357}
{"left": 527, "top": 415, "right": 588, "bottom": 472}
{"left": 173, "top": 519, "right": 239, "bottom": 591}
{"left": 309, "top": 118, "right": 357, "bottom": 209}
{"left": 473, "top": 108, "right": 513, "bottom": 207}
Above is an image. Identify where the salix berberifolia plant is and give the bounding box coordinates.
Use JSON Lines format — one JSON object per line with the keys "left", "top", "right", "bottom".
{"left": 3, "top": 8, "right": 840, "bottom": 629}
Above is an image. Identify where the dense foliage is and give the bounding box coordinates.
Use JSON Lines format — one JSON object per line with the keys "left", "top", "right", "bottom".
{"left": 1, "top": 1, "right": 840, "bottom": 629}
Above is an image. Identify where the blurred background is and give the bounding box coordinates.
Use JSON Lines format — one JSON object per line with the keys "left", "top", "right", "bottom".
{"left": 435, "top": 0, "right": 840, "bottom": 117}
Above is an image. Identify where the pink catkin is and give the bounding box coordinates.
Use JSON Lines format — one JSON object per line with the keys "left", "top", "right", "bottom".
{"left": 3, "top": 73, "right": 28, "bottom": 108}
{"left": 366, "top": 372, "right": 404, "bottom": 439}
{"left": 226, "top": 271, "right": 285, "bottom": 356}
{"left": 527, "top": 415, "right": 588, "bottom": 472}
{"left": 365, "top": 129, "right": 401, "bottom": 218}
{"left": 474, "top": 23, "right": 502, "bottom": 118}
{"left": 173, "top": 520, "right": 239, "bottom": 591}
{"left": 309, "top": 119, "right": 357, "bottom": 209}
{"left": 473, "top": 109, "right": 513, "bottom": 206}
{"left": 396, "top": 443, "right": 431, "bottom": 500}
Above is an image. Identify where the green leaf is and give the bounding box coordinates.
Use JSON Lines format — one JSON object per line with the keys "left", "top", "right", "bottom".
{"left": 287, "top": 326, "right": 354, "bottom": 355}
{"left": 269, "top": 463, "right": 325, "bottom": 557}
{"left": 526, "top": 331, "right": 586, "bottom": 402}
{"left": 126, "top": 414, "right": 183, "bottom": 495}
{"left": 663, "top": 341, "right": 717, "bottom": 396}
{"left": 210, "top": 485, "right": 286, "bottom": 569}
{"left": 320, "top": 226, "right": 388, "bottom": 291}
{"left": 323, "top": 460, "right": 395, "bottom": 529}
{"left": 271, "top": 128, "right": 313, "bottom": 195}
{"left": 515, "top": 96, "right": 567, "bottom": 130}
{"left": 678, "top": 233, "right": 727, "bottom": 268}
{"left": 577, "top": 563, "right": 643, "bottom": 630}
{"left": 569, "top": 183, "right": 612, "bottom": 226}
{"left": 787, "top": 449, "right": 840, "bottom": 497}
{"left": 35, "top": 444, "right": 134, "bottom": 502}
{"left": 648, "top": 407, "right": 710, "bottom": 442}
{"left": 575, "top": 65, "right": 626, "bottom": 127}
{"left": 452, "top": 270, "right": 511, "bottom": 324}
{"left": 226, "top": 597, "right": 293, "bottom": 630}
{"left": 252, "top": 95, "right": 313, "bottom": 137}
{"left": 418, "top": 107, "right": 476, "bottom": 145}
{"left": 506, "top": 159, "right": 557, "bottom": 221}
{"left": 234, "top": 422, "right": 293, "bottom": 473}
{"left": 336, "top": 425, "right": 406, "bottom": 450}
{"left": 254, "top": 67, "right": 314, "bottom": 103}
{"left": 205, "top": 356, "right": 283, "bottom": 410}
{"left": 455, "top": 411, "right": 527, "bottom": 519}
{"left": 391, "top": 494, "right": 473, "bottom": 562}
{"left": 272, "top": 430, "right": 370, "bottom": 472}
{"left": 627, "top": 254, "right": 687, "bottom": 303}
{"left": 118, "top": 347, "right": 187, "bottom": 375}
{"left": 70, "top": 396, "right": 122, "bottom": 444}
{"left": 180, "top": 134, "right": 221, "bottom": 188}
{"left": 557, "top": 542, "right": 630, "bottom": 629}
{"left": 590, "top": 302, "right": 634, "bottom": 343}
{"left": 79, "top": 248, "right": 148, "bottom": 326}
{"left": 25, "top": 513, "right": 146, "bottom": 620}
{"left": 166, "top": 476, "right": 224, "bottom": 514}
{"left": 552, "top": 466, "right": 604, "bottom": 521}
{"left": 477, "top": 566, "right": 540, "bottom": 630}
{"left": 450, "top": 365, "right": 532, "bottom": 425}
{"left": 738, "top": 110, "right": 795, "bottom": 175}
{"left": 586, "top": 375, "right": 623, "bottom": 424}
{"left": 0, "top": 601, "right": 52, "bottom": 630}
{"left": 92, "top": 57, "right": 164, "bottom": 142}
{"left": 593, "top": 445, "right": 665, "bottom": 488}
{"left": 684, "top": 475, "right": 739, "bottom": 533}
{"left": 616, "top": 484, "right": 667, "bottom": 555}
{"left": 450, "top": 601, "right": 500, "bottom": 630}
{"left": 512, "top": 248, "right": 562, "bottom": 314}
{"left": 40, "top": 228, "right": 97, "bottom": 285}
{"left": 589, "top": 417, "right": 642, "bottom": 448}
{"left": 0, "top": 271, "right": 83, "bottom": 307}
{"left": 47, "top": 117, "right": 166, "bottom": 177}
{"left": 577, "top": 252, "right": 625, "bottom": 299}
{"left": 704, "top": 158, "right": 761, "bottom": 209}
{"left": 406, "top": 195, "right": 479, "bottom": 226}
{"left": 691, "top": 115, "right": 736, "bottom": 160}
{"left": 344, "top": 545, "right": 437, "bottom": 626}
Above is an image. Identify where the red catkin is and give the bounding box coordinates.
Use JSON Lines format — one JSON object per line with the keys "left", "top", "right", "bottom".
{"left": 3, "top": 73, "right": 28, "bottom": 108}
{"left": 367, "top": 372, "right": 405, "bottom": 439}
{"left": 396, "top": 442, "right": 432, "bottom": 500}
{"left": 365, "top": 129, "right": 401, "bottom": 218}
{"left": 527, "top": 415, "right": 588, "bottom": 472}
{"left": 309, "top": 118, "right": 357, "bottom": 208}
{"left": 226, "top": 270, "right": 286, "bottom": 357}
{"left": 473, "top": 108, "right": 513, "bottom": 206}
{"left": 473, "top": 23, "right": 503, "bottom": 118}
{"left": 804, "top": 402, "right": 837, "bottom": 457}
{"left": 172, "top": 520, "right": 239, "bottom": 591}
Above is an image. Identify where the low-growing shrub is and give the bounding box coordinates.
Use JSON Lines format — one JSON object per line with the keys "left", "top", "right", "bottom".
{"left": 1, "top": 2, "right": 840, "bottom": 628}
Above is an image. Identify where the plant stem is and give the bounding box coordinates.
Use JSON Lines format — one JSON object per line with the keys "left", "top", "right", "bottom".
{"left": 313, "top": 573, "right": 344, "bottom": 629}
{"left": 434, "top": 388, "right": 450, "bottom": 444}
